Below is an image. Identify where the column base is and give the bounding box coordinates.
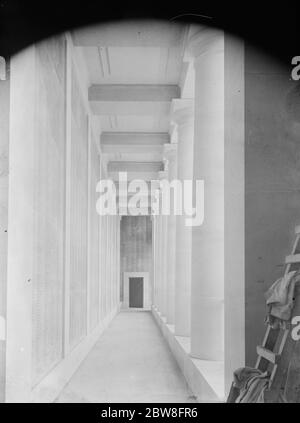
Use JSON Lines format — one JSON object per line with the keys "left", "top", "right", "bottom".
{"left": 190, "top": 297, "right": 224, "bottom": 361}
{"left": 152, "top": 305, "right": 225, "bottom": 402}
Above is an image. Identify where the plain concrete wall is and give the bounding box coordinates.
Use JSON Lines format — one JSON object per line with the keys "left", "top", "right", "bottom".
{"left": 0, "top": 62, "right": 9, "bottom": 403}
{"left": 224, "top": 35, "right": 245, "bottom": 393}
{"left": 120, "top": 216, "right": 152, "bottom": 301}
{"left": 245, "top": 45, "right": 300, "bottom": 365}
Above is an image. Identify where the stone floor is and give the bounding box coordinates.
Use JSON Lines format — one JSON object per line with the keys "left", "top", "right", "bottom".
{"left": 55, "top": 311, "right": 196, "bottom": 403}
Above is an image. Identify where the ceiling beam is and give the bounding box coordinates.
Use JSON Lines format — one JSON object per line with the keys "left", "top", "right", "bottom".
{"left": 108, "top": 161, "right": 163, "bottom": 173}
{"left": 89, "top": 84, "right": 179, "bottom": 102}
{"left": 101, "top": 132, "right": 170, "bottom": 145}
{"left": 71, "top": 22, "right": 186, "bottom": 47}
{"left": 109, "top": 171, "right": 159, "bottom": 182}
{"left": 101, "top": 132, "right": 167, "bottom": 161}
{"left": 114, "top": 180, "right": 155, "bottom": 191}
{"left": 91, "top": 103, "right": 170, "bottom": 116}
{"left": 101, "top": 149, "right": 163, "bottom": 163}
{"left": 89, "top": 84, "right": 179, "bottom": 116}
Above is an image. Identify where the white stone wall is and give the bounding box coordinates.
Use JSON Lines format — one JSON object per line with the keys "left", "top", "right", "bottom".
{"left": 4, "top": 34, "right": 121, "bottom": 403}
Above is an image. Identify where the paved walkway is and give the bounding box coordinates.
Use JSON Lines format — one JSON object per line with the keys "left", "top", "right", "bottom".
{"left": 56, "top": 311, "right": 196, "bottom": 403}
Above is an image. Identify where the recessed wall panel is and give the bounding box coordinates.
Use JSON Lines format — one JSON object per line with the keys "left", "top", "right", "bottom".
{"left": 69, "top": 64, "right": 88, "bottom": 349}
{"left": 32, "top": 37, "right": 66, "bottom": 385}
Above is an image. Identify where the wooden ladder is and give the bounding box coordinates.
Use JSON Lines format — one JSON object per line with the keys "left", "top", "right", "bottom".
{"left": 255, "top": 225, "right": 300, "bottom": 402}
{"left": 227, "top": 225, "right": 300, "bottom": 403}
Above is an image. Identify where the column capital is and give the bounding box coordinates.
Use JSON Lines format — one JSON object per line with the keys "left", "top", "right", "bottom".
{"left": 163, "top": 158, "right": 169, "bottom": 173}
{"left": 150, "top": 179, "right": 161, "bottom": 215}
{"left": 169, "top": 122, "right": 178, "bottom": 144}
{"left": 100, "top": 154, "right": 109, "bottom": 178}
{"left": 158, "top": 170, "right": 168, "bottom": 180}
{"left": 163, "top": 143, "right": 177, "bottom": 162}
{"left": 183, "top": 27, "right": 224, "bottom": 63}
{"left": 170, "top": 98, "right": 194, "bottom": 128}
{"left": 151, "top": 179, "right": 160, "bottom": 190}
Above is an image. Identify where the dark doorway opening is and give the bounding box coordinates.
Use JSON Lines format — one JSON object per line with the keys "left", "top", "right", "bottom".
{"left": 129, "top": 277, "right": 144, "bottom": 308}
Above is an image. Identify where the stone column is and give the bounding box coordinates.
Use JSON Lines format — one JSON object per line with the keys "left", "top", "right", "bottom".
{"left": 150, "top": 180, "right": 157, "bottom": 310}
{"left": 151, "top": 214, "right": 155, "bottom": 307}
{"left": 171, "top": 99, "right": 194, "bottom": 337}
{"left": 163, "top": 143, "right": 178, "bottom": 325}
{"left": 117, "top": 215, "right": 121, "bottom": 308}
{"left": 155, "top": 197, "right": 162, "bottom": 313}
{"left": 158, "top": 170, "right": 168, "bottom": 318}
{"left": 154, "top": 214, "right": 160, "bottom": 310}
{"left": 112, "top": 217, "right": 116, "bottom": 309}
{"left": 105, "top": 215, "right": 109, "bottom": 316}
{"left": 187, "top": 28, "right": 225, "bottom": 361}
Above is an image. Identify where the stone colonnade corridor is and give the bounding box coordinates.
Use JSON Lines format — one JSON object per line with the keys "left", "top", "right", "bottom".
{"left": 55, "top": 312, "right": 196, "bottom": 403}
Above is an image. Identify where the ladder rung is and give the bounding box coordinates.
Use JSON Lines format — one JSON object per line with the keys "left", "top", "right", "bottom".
{"left": 285, "top": 254, "right": 300, "bottom": 264}
{"left": 257, "top": 346, "right": 280, "bottom": 364}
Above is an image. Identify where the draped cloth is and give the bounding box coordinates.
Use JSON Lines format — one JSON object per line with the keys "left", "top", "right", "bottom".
{"left": 265, "top": 270, "right": 300, "bottom": 328}
{"left": 232, "top": 367, "right": 269, "bottom": 403}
